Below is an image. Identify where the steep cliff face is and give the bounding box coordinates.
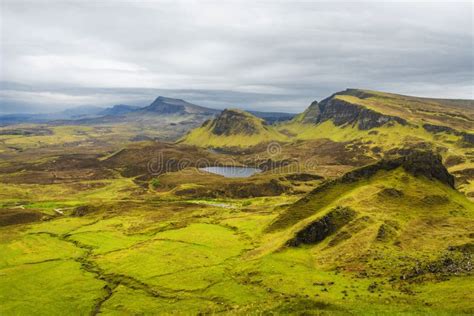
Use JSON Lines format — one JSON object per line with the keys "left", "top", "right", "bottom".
{"left": 209, "top": 109, "right": 264, "bottom": 136}
{"left": 181, "top": 109, "right": 288, "bottom": 147}
{"left": 300, "top": 93, "right": 407, "bottom": 130}
{"left": 299, "top": 101, "right": 321, "bottom": 124}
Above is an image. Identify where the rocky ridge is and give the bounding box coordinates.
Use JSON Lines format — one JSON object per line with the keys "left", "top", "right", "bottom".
{"left": 300, "top": 93, "right": 407, "bottom": 130}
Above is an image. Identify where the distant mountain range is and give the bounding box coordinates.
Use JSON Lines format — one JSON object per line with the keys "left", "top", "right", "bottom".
{"left": 99, "top": 104, "right": 140, "bottom": 116}
{"left": 0, "top": 96, "right": 295, "bottom": 126}
{"left": 0, "top": 106, "right": 104, "bottom": 126}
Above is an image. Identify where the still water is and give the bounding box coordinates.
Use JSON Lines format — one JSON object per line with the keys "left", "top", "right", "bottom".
{"left": 199, "top": 166, "right": 261, "bottom": 178}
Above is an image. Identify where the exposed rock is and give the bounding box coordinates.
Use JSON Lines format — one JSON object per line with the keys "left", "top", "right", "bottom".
{"left": 225, "top": 179, "right": 289, "bottom": 198}
{"left": 175, "top": 178, "right": 290, "bottom": 199}
{"left": 448, "top": 243, "right": 474, "bottom": 254}
{"left": 328, "top": 230, "right": 352, "bottom": 247}
{"left": 371, "top": 146, "right": 382, "bottom": 154}
{"left": 284, "top": 173, "right": 324, "bottom": 182}
{"left": 339, "top": 150, "right": 454, "bottom": 188}
{"left": 444, "top": 155, "right": 466, "bottom": 167}
{"left": 268, "top": 150, "right": 454, "bottom": 233}
{"left": 451, "top": 168, "right": 474, "bottom": 186}
{"left": 71, "top": 205, "right": 94, "bottom": 217}
{"left": 402, "top": 249, "right": 472, "bottom": 280}
{"left": 422, "top": 124, "right": 473, "bottom": 146}
{"left": 367, "top": 282, "right": 378, "bottom": 293}
{"left": 376, "top": 221, "right": 399, "bottom": 242}
{"left": 301, "top": 96, "right": 407, "bottom": 130}
{"left": 378, "top": 188, "right": 404, "bottom": 198}
{"left": 421, "top": 194, "right": 450, "bottom": 205}
{"left": 209, "top": 109, "right": 265, "bottom": 136}
{"left": 422, "top": 123, "right": 458, "bottom": 135}
{"left": 300, "top": 101, "right": 321, "bottom": 123}
{"left": 461, "top": 132, "right": 474, "bottom": 146}
{"left": 287, "top": 206, "right": 357, "bottom": 247}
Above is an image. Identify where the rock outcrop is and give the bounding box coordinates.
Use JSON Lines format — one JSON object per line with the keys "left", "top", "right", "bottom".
{"left": 422, "top": 123, "right": 458, "bottom": 135}
{"left": 287, "top": 206, "right": 357, "bottom": 246}
{"left": 267, "top": 150, "right": 455, "bottom": 232}
{"left": 461, "top": 132, "right": 474, "bottom": 146}
{"left": 300, "top": 94, "right": 407, "bottom": 130}
{"left": 339, "top": 150, "right": 455, "bottom": 188}
{"left": 208, "top": 109, "right": 267, "bottom": 136}
{"left": 422, "top": 123, "right": 473, "bottom": 146}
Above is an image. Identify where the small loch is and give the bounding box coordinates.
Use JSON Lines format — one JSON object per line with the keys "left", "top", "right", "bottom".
{"left": 199, "top": 166, "right": 262, "bottom": 178}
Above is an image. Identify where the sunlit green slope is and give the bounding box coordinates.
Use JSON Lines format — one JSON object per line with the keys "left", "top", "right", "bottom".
{"left": 280, "top": 89, "right": 474, "bottom": 198}
{"left": 257, "top": 151, "right": 474, "bottom": 287}
{"left": 180, "top": 108, "right": 288, "bottom": 147}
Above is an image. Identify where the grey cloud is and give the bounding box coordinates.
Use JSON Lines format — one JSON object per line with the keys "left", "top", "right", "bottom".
{"left": 0, "top": 0, "right": 472, "bottom": 114}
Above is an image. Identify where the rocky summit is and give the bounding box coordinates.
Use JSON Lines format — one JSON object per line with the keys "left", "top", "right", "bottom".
{"left": 207, "top": 109, "right": 266, "bottom": 136}
{"left": 141, "top": 96, "right": 219, "bottom": 115}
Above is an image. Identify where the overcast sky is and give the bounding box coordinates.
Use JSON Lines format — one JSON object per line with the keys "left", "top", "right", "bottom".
{"left": 0, "top": 0, "right": 473, "bottom": 114}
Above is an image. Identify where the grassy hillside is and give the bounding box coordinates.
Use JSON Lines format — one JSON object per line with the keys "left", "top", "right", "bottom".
{"left": 280, "top": 89, "right": 474, "bottom": 199}
{"left": 336, "top": 89, "right": 474, "bottom": 132}
{"left": 181, "top": 109, "right": 288, "bottom": 147}
{"left": 174, "top": 89, "right": 474, "bottom": 196}
{"left": 255, "top": 151, "right": 474, "bottom": 313}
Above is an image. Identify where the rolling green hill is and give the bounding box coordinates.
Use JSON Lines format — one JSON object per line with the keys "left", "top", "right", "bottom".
{"left": 180, "top": 108, "right": 288, "bottom": 147}
{"left": 255, "top": 150, "right": 474, "bottom": 310}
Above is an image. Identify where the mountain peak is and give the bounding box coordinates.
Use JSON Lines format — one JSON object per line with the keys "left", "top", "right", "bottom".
{"left": 207, "top": 108, "right": 265, "bottom": 136}
{"left": 296, "top": 90, "right": 408, "bottom": 129}
{"left": 99, "top": 104, "right": 139, "bottom": 116}
{"left": 141, "top": 96, "right": 219, "bottom": 115}
{"left": 181, "top": 108, "right": 288, "bottom": 147}
{"left": 154, "top": 96, "right": 186, "bottom": 103}
{"left": 296, "top": 89, "right": 474, "bottom": 132}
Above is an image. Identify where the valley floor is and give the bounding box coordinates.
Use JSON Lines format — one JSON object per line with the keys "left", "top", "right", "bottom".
{"left": 0, "top": 100, "right": 473, "bottom": 314}
{"left": 1, "top": 190, "right": 473, "bottom": 315}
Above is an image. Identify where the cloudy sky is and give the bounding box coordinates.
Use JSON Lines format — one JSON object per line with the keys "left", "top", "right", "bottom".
{"left": 0, "top": 0, "right": 473, "bottom": 114}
